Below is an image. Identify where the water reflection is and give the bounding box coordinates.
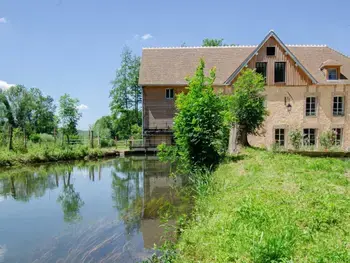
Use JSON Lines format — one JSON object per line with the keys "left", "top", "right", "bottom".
{"left": 0, "top": 157, "right": 187, "bottom": 263}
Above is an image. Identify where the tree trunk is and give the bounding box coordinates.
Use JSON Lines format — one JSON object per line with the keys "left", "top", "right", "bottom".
{"left": 228, "top": 124, "right": 238, "bottom": 154}
{"left": 8, "top": 125, "right": 13, "bottom": 151}
{"left": 66, "top": 134, "right": 70, "bottom": 145}
{"left": 237, "top": 125, "right": 250, "bottom": 147}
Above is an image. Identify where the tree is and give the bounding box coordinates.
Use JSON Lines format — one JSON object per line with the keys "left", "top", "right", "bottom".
{"left": 58, "top": 94, "right": 82, "bottom": 143}
{"left": 165, "top": 59, "right": 228, "bottom": 171}
{"left": 202, "top": 38, "right": 235, "bottom": 47}
{"left": 29, "top": 88, "right": 57, "bottom": 134}
{"left": 110, "top": 46, "right": 141, "bottom": 125}
{"left": 231, "top": 69, "right": 268, "bottom": 147}
{"left": 0, "top": 85, "right": 33, "bottom": 150}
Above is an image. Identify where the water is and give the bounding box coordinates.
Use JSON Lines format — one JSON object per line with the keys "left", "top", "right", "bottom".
{"left": 0, "top": 157, "right": 187, "bottom": 263}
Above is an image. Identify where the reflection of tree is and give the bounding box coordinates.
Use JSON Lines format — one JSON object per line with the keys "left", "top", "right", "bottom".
{"left": 0, "top": 171, "right": 57, "bottom": 202}
{"left": 111, "top": 159, "right": 143, "bottom": 235}
{"left": 57, "top": 171, "right": 84, "bottom": 223}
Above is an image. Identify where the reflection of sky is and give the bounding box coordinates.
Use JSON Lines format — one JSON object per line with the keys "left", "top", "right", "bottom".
{"left": 0, "top": 245, "right": 7, "bottom": 263}
{"left": 0, "top": 197, "right": 4, "bottom": 203}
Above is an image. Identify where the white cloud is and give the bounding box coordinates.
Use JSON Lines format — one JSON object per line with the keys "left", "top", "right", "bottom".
{"left": 77, "top": 104, "right": 89, "bottom": 110}
{"left": 0, "top": 17, "right": 7, "bottom": 24}
{"left": 133, "top": 34, "right": 140, "bottom": 40}
{"left": 0, "top": 80, "right": 15, "bottom": 90}
{"left": 141, "top": 34, "right": 153, "bottom": 40}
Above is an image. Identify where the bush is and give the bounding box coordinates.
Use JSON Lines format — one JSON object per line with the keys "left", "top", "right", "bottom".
{"left": 160, "top": 59, "right": 228, "bottom": 172}
{"left": 29, "top": 133, "right": 41, "bottom": 143}
{"left": 320, "top": 130, "right": 336, "bottom": 150}
{"left": 39, "top": 133, "right": 55, "bottom": 143}
{"left": 289, "top": 130, "right": 302, "bottom": 150}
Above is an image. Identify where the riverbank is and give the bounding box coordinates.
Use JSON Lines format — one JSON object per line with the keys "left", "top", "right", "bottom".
{"left": 0, "top": 145, "right": 121, "bottom": 167}
{"left": 175, "top": 149, "right": 350, "bottom": 262}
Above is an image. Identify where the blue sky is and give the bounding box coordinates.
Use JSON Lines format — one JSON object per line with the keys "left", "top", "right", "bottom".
{"left": 0, "top": 0, "right": 349, "bottom": 130}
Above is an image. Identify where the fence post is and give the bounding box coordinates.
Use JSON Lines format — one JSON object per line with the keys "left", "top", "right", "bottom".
{"left": 90, "top": 130, "right": 94, "bottom": 148}
{"left": 8, "top": 125, "right": 13, "bottom": 151}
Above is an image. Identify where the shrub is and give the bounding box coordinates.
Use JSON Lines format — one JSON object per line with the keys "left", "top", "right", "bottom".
{"left": 289, "top": 130, "right": 302, "bottom": 150}
{"left": 320, "top": 130, "right": 336, "bottom": 150}
{"left": 39, "top": 133, "right": 55, "bottom": 143}
{"left": 29, "top": 133, "right": 41, "bottom": 143}
{"left": 162, "top": 59, "right": 228, "bottom": 172}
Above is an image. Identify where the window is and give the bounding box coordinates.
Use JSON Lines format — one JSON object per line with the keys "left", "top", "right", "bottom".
{"left": 267, "top": 47, "right": 276, "bottom": 56}
{"left": 303, "top": 128, "right": 316, "bottom": 146}
{"left": 165, "top": 88, "right": 174, "bottom": 99}
{"left": 275, "top": 129, "right": 285, "bottom": 146}
{"left": 332, "top": 128, "right": 343, "bottom": 146}
{"left": 305, "top": 97, "right": 317, "bottom": 116}
{"left": 328, "top": 68, "right": 338, "bottom": 80}
{"left": 333, "top": 96, "right": 344, "bottom": 116}
{"left": 256, "top": 62, "right": 267, "bottom": 80}
{"left": 274, "top": 62, "right": 286, "bottom": 83}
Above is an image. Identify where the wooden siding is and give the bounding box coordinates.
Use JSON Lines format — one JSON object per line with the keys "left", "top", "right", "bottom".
{"left": 143, "top": 86, "right": 184, "bottom": 129}
{"left": 247, "top": 37, "right": 312, "bottom": 86}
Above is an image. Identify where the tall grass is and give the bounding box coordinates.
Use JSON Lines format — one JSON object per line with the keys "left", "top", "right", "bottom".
{"left": 176, "top": 149, "right": 350, "bottom": 262}
{"left": 0, "top": 143, "right": 119, "bottom": 167}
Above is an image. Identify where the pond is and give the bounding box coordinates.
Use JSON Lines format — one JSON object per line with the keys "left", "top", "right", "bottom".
{"left": 0, "top": 157, "right": 188, "bottom": 263}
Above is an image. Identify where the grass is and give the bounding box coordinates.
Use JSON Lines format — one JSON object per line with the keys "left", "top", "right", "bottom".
{"left": 175, "top": 148, "right": 350, "bottom": 263}
{"left": 0, "top": 143, "right": 125, "bottom": 167}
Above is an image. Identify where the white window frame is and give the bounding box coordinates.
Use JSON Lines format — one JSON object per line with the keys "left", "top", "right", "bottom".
{"left": 303, "top": 128, "right": 317, "bottom": 146}
{"left": 305, "top": 97, "right": 317, "bottom": 116}
{"left": 333, "top": 96, "right": 344, "bottom": 116}
{"left": 328, "top": 68, "right": 338, "bottom": 80}
{"left": 332, "top": 128, "right": 343, "bottom": 146}
{"left": 165, "top": 88, "right": 174, "bottom": 99}
{"left": 274, "top": 128, "right": 285, "bottom": 146}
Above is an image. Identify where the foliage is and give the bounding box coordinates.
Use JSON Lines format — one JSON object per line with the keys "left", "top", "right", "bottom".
{"left": 231, "top": 69, "right": 268, "bottom": 146}
{"left": 202, "top": 38, "right": 235, "bottom": 47}
{"left": 0, "top": 144, "right": 118, "bottom": 167}
{"left": 113, "top": 110, "right": 141, "bottom": 140}
{"left": 58, "top": 94, "right": 82, "bottom": 141}
{"left": 163, "top": 59, "right": 228, "bottom": 171}
{"left": 289, "top": 129, "right": 303, "bottom": 150}
{"left": 110, "top": 46, "right": 141, "bottom": 134}
{"left": 29, "top": 88, "right": 57, "bottom": 134}
{"left": 320, "top": 130, "right": 336, "bottom": 150}
{"left": 130, "top": 124, "right": 142, "bottom": 139}
{"left": 176, "top": 148, "right": 350, "bottom": 262}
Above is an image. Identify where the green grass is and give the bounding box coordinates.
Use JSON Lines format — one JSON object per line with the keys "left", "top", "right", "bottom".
{"left": 0, "top": 143, "right": 123, "bottom": 167}
{"left": 176, "top": 149, "right": 350, "bottom": 263}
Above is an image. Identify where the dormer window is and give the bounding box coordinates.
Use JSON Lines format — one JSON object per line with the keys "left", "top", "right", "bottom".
{"left": 267, "top": 47, "right": 275, "bottom": 56}
{"left": 320, "top": 59, "right": 342, "bottom": 81}
{"left": 328, "top": 68, "right": 338, "bottom": 80}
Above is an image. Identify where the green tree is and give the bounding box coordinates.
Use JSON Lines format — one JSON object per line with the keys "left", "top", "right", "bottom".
{"left": 202, "top": 38, "right": 235, "bottom": 47}
{"left": 58, "top": 94, "right": 82, "bottom": 143}
{"left": 0, "top": 85, "right": 34, "bottom": 149}
{"left": 29, "top": 88, "right": 57, "bottom": 134}
{"left": 162, "top": 59, "right": 228, "bottom": 171}
{"left": 231, "top": 69, "right": 268, "bottom": 146}
{"left": 110, "top": 46, "right": 141, "bottom": 124}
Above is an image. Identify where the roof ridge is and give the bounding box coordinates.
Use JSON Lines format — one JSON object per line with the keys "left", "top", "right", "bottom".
{"left": 143, "top": 44, "right": 329, "bottom": 50}
{"left": 326, "top": 46, "right": 350, "bottom": 59}
{"left": 143, "top": 45, "right": 257, "bottom": 49}
{"left": 287, "top": 44, "right": 327, "bottom": 47}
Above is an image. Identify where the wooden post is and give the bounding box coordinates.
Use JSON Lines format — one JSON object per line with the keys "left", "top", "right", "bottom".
{"left": 90, "top": 130, "right": 94, "bottom": 148}
{"left": 8, "top": 125, "right": 13, "bottom": 151}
